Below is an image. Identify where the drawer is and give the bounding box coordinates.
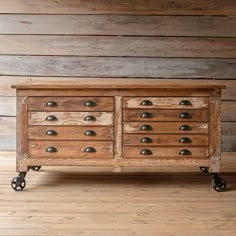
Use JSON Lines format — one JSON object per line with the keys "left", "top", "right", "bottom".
{"left": 123, "top": 109, "right": 209, "bottom": 122}
{"left": 123, "top": 97, "right": 208, "bottom": 109}
{"left": 28, "top": 112, "right": 113, "bottom": 126}
{"left": 28, "top": 126, "right": 113, "bottom": 140}
{"left": 123, "top": 147, "right": 208, "bottom": 159}
{"left": 123, "top": 134, "right": 208, "bottom": 146}
{"left": 28, "top": 97, "right": 114, "bottom": 111}
{"left": 123, "top": 122, "right": 208, "bottom": 134}
{"left": 28, "top": 141, "right": 113, "bottom": 158}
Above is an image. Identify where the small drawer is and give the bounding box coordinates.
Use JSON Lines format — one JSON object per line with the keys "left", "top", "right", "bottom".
{"left": 123, "top": 122, "right": 208, "bottom": 134}
{"left": 28, "top": 112, "right": 113, "bottom": 126}
{"left": 123, "top": 134, "right": 208, "bottom": 146}
{"left": 123, "top": 97, "right": 208, "bottom": 109}
{"left": 28, "top": 141, "right": 113, "bottom": 158}
{"left": 28, "top": 126, "right": 113, "bottom": 140}
{"left": 123, "top": 109, "right": 209, "bottom": 122}
{"left": 28, "top": 97, "right": 114, "bottom": 111}
{"left": 123, "top": 147, "right": 208, "bottom": 158}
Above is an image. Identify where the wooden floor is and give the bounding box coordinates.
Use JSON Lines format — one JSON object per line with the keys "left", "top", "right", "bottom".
{"left": 0, "top": 152, "right": 235, "bottom": 236}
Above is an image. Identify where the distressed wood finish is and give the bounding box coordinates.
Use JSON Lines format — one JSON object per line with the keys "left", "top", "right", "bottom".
{"left": 28, "top": 112, "right": 113, "bottom": 126}
{"left": 28, "top": 141, "right": 113, "bottom": 159}
{"left": 123, "top": 134, "right": 209, "bottom": 147}
{"left": 28, "top": 97, "right": 114, "bottom": 111}
{"left": 123, "top": 109, "right": 209, "bottom": 122}
{"left": 114, "top": 96, "right": 122, "bottom": 158}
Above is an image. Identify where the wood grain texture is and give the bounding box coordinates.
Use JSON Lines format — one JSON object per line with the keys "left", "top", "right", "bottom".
{"left": 0, "top": 15, "right": 235, "bottom": 37}
{"left": 114, "top": 96, "right": 122, "bottom": 158}
{"left": 0, "top": 97, "right": 16, "bottom": 116}
{"left": 0, "top": 0, "right": 235, "bottom": 15}
{"left": 1, "top": 35, "right": 236, "bottom": 58}
{"left": 3, "top": 56, "right": 236, "bottom": 78}
{"left": 221, "top": 101, "right": 236, "bottom": 122}
{"left": 221, "top": 122, "right": 236, "bottom": 152}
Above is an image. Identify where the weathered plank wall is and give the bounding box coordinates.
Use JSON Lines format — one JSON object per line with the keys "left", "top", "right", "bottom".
{"left": 0, "top": 0, "right": 235, "bottom": 151}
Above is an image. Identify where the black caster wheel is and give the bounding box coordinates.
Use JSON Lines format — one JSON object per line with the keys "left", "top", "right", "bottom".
{"left": 211, "top": 174, "right": 226, "bottom": 192}
{"left": 199, "top": 167, "right": 209, "bottom": 174}
{"left": 31, "top": 166, "right": 41, "bottom": 171}
{"left": 11, "top": 176, "right": 26, "bottom": 191}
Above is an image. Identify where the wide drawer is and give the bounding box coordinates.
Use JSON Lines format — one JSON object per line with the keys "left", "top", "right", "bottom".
{"left": 123, "top": 147, "right": 208, "bottom": 158}
{"left": 28, "top": 141, "right": 113, "bottom": 158}
{"left": 123, "top": 109, "right": 209, "bottom": 122}
{"left": 28, "top": 126, "right": 113, "bottom": 140}
{"left": 28, "top": 112, "right": 113, "bottom": 126}
{"left": 28, "top": 97, "right": 114, "bottom": 111}
{"left": 123, "top": 97, "right": 208, "bottom": 109}
{"left": 123, "top": 134, "right": 208, "bottom": 146}
{"left": 123, "top": 122, "right": 208, "bottom": 134}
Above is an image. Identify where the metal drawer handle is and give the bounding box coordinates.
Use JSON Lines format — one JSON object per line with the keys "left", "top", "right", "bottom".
{"left": 141, "top": 112, "right": 153, "bottom": 118}
{"left": 84, "top": 101, "right": 97, "bottom": 107}
{"left": 179, "top": 137, "right": 192, "bottom": 143}
{"left": 140, "top": 149, "right": 153, "bottom": 155}
{"left": 179, "top": 125, "right": 192, "bottom": 131}
{"left": 46, "top": 101, "right": 57, "bottom": 107}
{"left": 46, "top": 130, "right": 58, "bottom": 136}
{"left": 140, "top": 125, "right": 153, "bottom": 131}
{"left": 84, "top": 115, "right": 96, "bottom": 121}
{"left": 179, "top": 100, "right": 192, "bottom": 106}
{"left": 46, "top": 147, "right": 57, "bottom": 153}
{"left": 141, "top": 137, "right": 153, "bottom": 143}
{"left": 179, "top": 112, "right": 192, "bottom": 119}
{"left": 140, "top": 100, "right": 153, "bottom": 106}
{"left": 179, "top": 149, "right": 192, "bottom": 155}
{"left": 84, "top": 130, "right": 97, "bottom": 136}
{"left": 84, "top": 147, "right": 96, "bottom": 153}
{"left": 46, "top": 115, "right": 57, "bottom": 121}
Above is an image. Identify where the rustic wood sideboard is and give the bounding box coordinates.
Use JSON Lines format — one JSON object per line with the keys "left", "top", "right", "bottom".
{"left": 11, "top": 79, "right": 226, "bottom": 191}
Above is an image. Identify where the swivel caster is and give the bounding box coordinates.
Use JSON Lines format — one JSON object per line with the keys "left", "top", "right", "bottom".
{"left": 30, "top": 166, "right": 41, "bottom": 171}
{"left": 11, "top": 172, "right": 26, "bottom": 191}
{"left": 199, "top": 166, "right": 209, "bottom": 174}
{"left": 211, "top": 173, "right": 227, "bottom": 192}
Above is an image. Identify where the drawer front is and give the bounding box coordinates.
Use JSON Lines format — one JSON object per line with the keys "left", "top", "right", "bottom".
{"left": 28, "top": 141, "right": 113, "bottom": 158}
{"left": 123, "top": 122, "right": 208, "bottom": 134}
{"left": 28, "top": 97, "right": 114, "bottom": 111}
{"left": 123, "top": 134, "right": 208, "bottom": 146}
{"left": 28, "top": 126, "right": 113, "bottom": 140}
{"left": 28, "top": 112, "right": 113, "bottom": 126}
{"left": 123, "top": 147, "right": 208, "bottom": 158}
{"left": 123, "top": 97, "right": 208, "bottom": 109}
{"left": 123, "top": 109, "right": 209, "bottom": 122}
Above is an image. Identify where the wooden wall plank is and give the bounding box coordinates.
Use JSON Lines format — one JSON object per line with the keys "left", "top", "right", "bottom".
{"left": 222, "top": 122, "right": 236, "bottom": 151}
{"left": 0, "top": 0, "right": 235, "bottom": 15}
{"left": 0, "top": 35, "right": 235, "bottom": 58}
{"left": 221, "top": 101, "right": 236, "bottom": 122}
{"left": 0, "top": 97, "right": 16, "bottom": 116}
{"left": 0, "top": 56, "right": 235, "bottom": 78}
{"left": 0, "top": 15, "right": 235, "bottom": 37}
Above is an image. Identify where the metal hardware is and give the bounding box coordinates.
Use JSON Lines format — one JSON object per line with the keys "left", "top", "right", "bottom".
{"left": 141, "top": 112, "right": 153, "bottom": 118}
{"left": 140, "top": 125, "right": 153, "bottom": 131}
{"left": 179, "top": 137, "right": 192, "bottom": 143}
{"left": 84, "top": 130, "right": 96, "bottom": 136}
{"left": 179, "top": 149, "right": 191, "bottom": 155}
{"left": 46, "top": 147, "right": 57, "bottom": 153}
{"left": 179, "top": 100, "right": 192, "bottom": 106}
{"left": 141, "top": 137, "right": 153, "bottom": 143}
{"left": 84, "top": 147, "right": 96, "bottom": 153}
{"left": 30, "top": 166, "right": 41, "bottom": 171}
{"left": 84, "top": 115, "right": 96, "bottom": 121}
{"left": 140, "top": 100, "right": 153, "bottom": 106}
{"left": 45, "top": 115, "right": 57, "bottom": 121}
{"left": 140, "top": 149, "right": 153, "bottom": 155}
{"left": 179, "top": 112, "right": 192, "bottom": 119}
{"left": 199, "top": 166, "right": 209, "bottom": 174}
{"left": 11, "top": 172, "right": 27, "bottom": 191}
{"left": 211, "top": 173, "right": 227, "bottom": 192}
{"left": 46, "top": 130, "right": 58, "bottom": 136}
{"left": 46, "top": 101, "right": 57, "bottom": 107}
{"left": 179, "top": 125, "right": 191, "bottom": 131}
{"left": 84, "top": 101, "right": 97, "bottom": 107}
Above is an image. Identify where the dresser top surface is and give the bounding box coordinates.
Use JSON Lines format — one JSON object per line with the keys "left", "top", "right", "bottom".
{"left": 12, "top": 78, "right": 226, "bottom": 90}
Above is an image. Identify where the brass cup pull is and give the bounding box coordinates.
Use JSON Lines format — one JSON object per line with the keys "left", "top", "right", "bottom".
{"left": 179, "top": 137, "right": 192, "bottom": 143}
{"left": 84, "top": 115, "right": 96, "bottom": 121}
{"left": 84, "top": 101, "right": 97, "bottom": 107}
{"left": 45, "top": 115, "right": 57, "bottom": 121}
{"left": 46, "top": 130, "right": 58, "bottom": 136}
{"left": 46, "top": 147, "right": 57, "bottom": 153}
{"left": 179, "top": 149, "right": 192, "bottom": 155}
{"left": 84, "top": 147, "right": 96, "bottom": 153}
{"left": 46, "top": 101, "right": 57, "bottom": 107}
{"left": 84, "top": 130, "right": 97, "bottom": 136}
{"left": 179, "top": 112, "right": 192, "bottom": 119}
{"left": 141, "top": 112, "right": 153, "bottom": 118}
{"left": 140, "top": 125, "right": 153, "bottom": 131}
{"left": 179, "top": 125, "right": 191, "bottom": 131}
{"left": 141, "top": 137, "right": 153, "bottom": 143}
{"left": 140, "top": 149, "right": 153, "bottom": 155}
{"left": 179, "top": 100, "right": 192, "bottom": 106}
{"left": 140, "top": 100, "right": 153, "bottom": 106}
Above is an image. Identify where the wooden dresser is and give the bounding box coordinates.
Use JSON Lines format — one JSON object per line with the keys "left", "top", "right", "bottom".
{"left": 11, "top": 79, "right": 226, "bottom": 192}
